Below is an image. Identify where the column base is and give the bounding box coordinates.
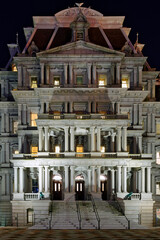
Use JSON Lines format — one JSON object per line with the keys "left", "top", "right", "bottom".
{"left": 13, "top": 193, "right": 24, "bottom": 201}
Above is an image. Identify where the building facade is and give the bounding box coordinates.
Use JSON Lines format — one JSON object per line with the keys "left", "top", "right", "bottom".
{"left": 0, "top": 6, "right": 160, "bottom": 227}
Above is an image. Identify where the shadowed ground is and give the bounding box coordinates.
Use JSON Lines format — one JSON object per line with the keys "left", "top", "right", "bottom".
{"left": 0, "top": 228, "right": 160, "bottom": 239}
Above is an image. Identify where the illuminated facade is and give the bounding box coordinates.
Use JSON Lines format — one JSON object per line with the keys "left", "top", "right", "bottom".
{"left": 0, "top": 6, "right": 160, "bottom": 227}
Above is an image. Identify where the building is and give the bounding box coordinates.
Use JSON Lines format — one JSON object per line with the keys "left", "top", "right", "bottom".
{"left": 0, "top": 5, "right": 160, "bottom": 228}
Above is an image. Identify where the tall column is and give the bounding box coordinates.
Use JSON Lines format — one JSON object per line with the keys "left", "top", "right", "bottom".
{"left": 44, "top": 126, "right": 49, "bottom": 151}
{"left": 23, "top": 104, "right": 27, "bottom": 125}
{"left": 138, "top": 136, "right": 142, "bottom": 154}
{"left": 111, "top": 134, "right": 115, "bottom": 152}
{"left": 147, "top": 167, "right": 151, "bottom": 193}
{"left": 133, "top": 104, "right": 138, "bottom": 125}
{"left": 88, "top": 101, "right": 91, "bottom": 113}
{"left": 111, "top": 169, "right": 115, "bottom": 193}
{"left": 122, "top": 166, "right": 127, "bottom": 193}
{"left": 141, "top": 167, "right": 145, "bottom": 193}
{"left": 152, "top": 80, "right": 156, "bottom": 99}
{"left": 116, "top": 102, "right": 120, "bottom": 114}
{"left": 90, "top": 127, "right": 95, "bottom": 152}
{"left": 116, "top": 127, "right": 121, "bottom": 152}
{"left": 69, "top": 102, "right": 73, "bottom": 113}
{"left": 91, "top": 166, "right": 96, "bottom": 192}
{"left": 19, "top": 167, "right": 24, "bottom": 193}
{"left": 70, "top": 127, "right": 75, "bottom": 152}
{"left": 134, "top": 67, "right": 137, "bottom": 87}
{"left": 64, "top": 102, "right": 68, "bottom": 113}
{"left": 69, "top": 64, "right": 73, "bottom": 85}
{"left": 70, "top": 166, "right": 75, "bottom": 192}
{"left": 97, "top": 127, "right": 101, "bottom": 152}
{"left": 97, "top": 166, "right": 101, "bottom": 192}
{"left": 46, "top": 66, "right": 50, "bottom": 85}
{"left": 138, "top": 66, "right": 143, "bottom": 86}
{"left": 65, "top": 166, "right": 69, "bottom": 192}
{"left": 6, "top": 143, "right": 10, "bottom": 163}
{"left": 40, "top": 63, "right": 44, "bottom": 85}
{"left": 138, "top": 104, "right": 143, "bottom": 125}
{"left": 1, "top": 113, "right": 5, "bottom": 133}
{"left": 6, "top": 113, "right": 10, "bottom": 133}
{"left": 46, "top": 102, "right": 49, "bottom": 113}
{"left": 116, "top": 63, "right": 120, "bottom": 85}
{"left": 88, "top": 169, "right": 92, "bottom": 192}
{"left": 64, "top": 127, "right": 69, "bottom": 152}
{"left": 39, "top": 166, "right": 43, "bottom": 192}
{"left": 147, "top": 113, "right": 151, "bottom": 133}
{"left": 117, "top": 166, "right": 122, "bottom": 193}
{"left": 18, "top": 136, "right": 22, "bottom": 153}
{"left": 45, "top": 166, "right": 49, "bottom": 192}
{"left": 14, "top": 167, "right": 18, "bottom": 193}
{"left": 18, "top": 104, "right": 22, "bottom": 125}
{"left": 87, "top": 63, "right": 92, "bottom": 85}
{"left": 137, "top": 170, "right": 141, "bottom": 193}
{"left": 92, "top": 64, "right": 96, "bottom": 85}
{"left": 38, "top": 127, "right": 43, "bottom": 152}
{"left": 64, "top": 63, "right": 68, "bottom": 85}
{"left": 152, "top": 114, "right": 156, "bottom": 133}
{"left": 27, "top": 108, "right": 30, "bottom": 125}
{"left": 122, "top": 127, "right": 127, "bottom": 152}
{"left": 112, "top": 102, "right": 115, "bottom": 114}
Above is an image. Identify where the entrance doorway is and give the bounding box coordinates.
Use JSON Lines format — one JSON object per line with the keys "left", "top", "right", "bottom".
{"left": 100, "top": 173, "right": 111, "bottom": 200}
{"left": 52, "top": 174, "right": 63, "bottom": 200}
{"left": 75, "top": 174, "right": 85, "bottom": 200}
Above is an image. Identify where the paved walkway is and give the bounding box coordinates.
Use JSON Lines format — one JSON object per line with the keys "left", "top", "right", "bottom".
{"left": 0, "top": 228, "right": 160, "bottom": 239}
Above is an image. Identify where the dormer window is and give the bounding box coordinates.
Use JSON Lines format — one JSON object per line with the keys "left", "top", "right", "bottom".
{"left": 76, "top": 31, "right": 84, "bottom": 41}
{"left": 31, "top": 77, "right": 38, "bottom": 88}
{"left": 53, "top": 76, "right": 60, "bottom": 88}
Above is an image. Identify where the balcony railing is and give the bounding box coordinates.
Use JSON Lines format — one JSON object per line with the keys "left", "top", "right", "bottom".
{"left": 24, "top": 193, "right": 39, "bottom": 200}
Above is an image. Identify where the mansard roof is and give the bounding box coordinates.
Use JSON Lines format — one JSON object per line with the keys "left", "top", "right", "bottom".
{"left": 23, "top": 7, "right": 129, "bottom": 54}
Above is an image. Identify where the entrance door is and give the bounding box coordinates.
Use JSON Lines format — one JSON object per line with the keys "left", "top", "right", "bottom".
{"left": 53, "top": 181, "right": 62, "bottom": 200}
{"left": 101, "top": 180, "right": 107, "bottom": 200}
{"left": 75, "top": 181, "right": 85, "bottom": 200}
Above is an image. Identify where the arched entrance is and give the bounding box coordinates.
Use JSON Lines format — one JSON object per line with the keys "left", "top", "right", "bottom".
{"left": 100, "top": 172, "right": 112, "bottom": 200}
{"left": 75, "top": 174, "right": 85, "bottom": 200}
{"left": 52, "top": 174, "right": 62, "bottom": 200}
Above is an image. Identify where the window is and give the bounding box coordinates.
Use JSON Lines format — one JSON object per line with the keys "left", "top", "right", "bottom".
{"left": 76, "top": 145, "right": 83, "bottom": 157}
{"left": 31, "top": 146, "right": 38, "bottom": 154}
{"left": 98, "top": 74, "right": 107, "bottom": 87}
{"left": 76, "top": 31, "right": 84, "bottom": 40}
{"left": 30, "top": 113, "right": 38, "bottom": 127}
{"left": 13, "top": 121, "right": 18, "bottom": 134}
{"left": 100, "top": 146, "right": 105, "bottom": 153}
{"left": 12, "top": 64, "right": 17, "bottom": 72}
{"left": 31, "top": 77, "right": 38, "bottom": 88}
{"left": 53, "top": 76, "right": 60, "bottom": 87}
{"left": 156, "top": 152, "right": 160, "bottom": 164}
{"left": 76, "top": 76, "right": 83, "bottom": 85}
{"left": 156, "top": 183, "right": 160, "bottom": 195}
{"left": 27, "top": 209, "right": 33, "bottom": 224}
{"left": 121, "top": 74, "right": 129, "bottom": 88}
{"left": 55, "top": 145, "right": 60, "bottom": 153}
{"left": 157, "top": 123, "right": 160, "bottom": 134}
{"left": 32, "top": 179, "right": 38, "bottom": 193}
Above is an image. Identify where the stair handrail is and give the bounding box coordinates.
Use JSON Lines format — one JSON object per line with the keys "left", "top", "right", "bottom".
{"left": 76, "top": 201, "right": 81, "bottom": 230}
{"left": 89, "top": 194, "right": 100, "bottom": 230}
{"left": 110, "top": 199, "right": 130, "bottom": 229}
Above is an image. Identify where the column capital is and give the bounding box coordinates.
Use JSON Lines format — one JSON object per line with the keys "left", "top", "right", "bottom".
{"left": 44, "top": 126, "right": 49, "bottom": 129}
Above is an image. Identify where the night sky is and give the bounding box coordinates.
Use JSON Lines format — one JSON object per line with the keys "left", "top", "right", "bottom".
{"left": 0, "top": 0, "right": 160, "bottom": 70}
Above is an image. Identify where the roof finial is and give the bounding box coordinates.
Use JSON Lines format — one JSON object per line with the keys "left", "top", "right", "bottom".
{"left": 136, "top": 32, "right": 139, "bottom": 43}
{"left": 16, "top": 32, "right": 19, "bottom": 45}
{"left": 75, "top": 3, "right": 84, "bottom": 8}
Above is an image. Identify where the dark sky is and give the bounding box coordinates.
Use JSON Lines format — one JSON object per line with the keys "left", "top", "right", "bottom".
{"left": 0, "top": 0, "right": 160, "bottom": 70}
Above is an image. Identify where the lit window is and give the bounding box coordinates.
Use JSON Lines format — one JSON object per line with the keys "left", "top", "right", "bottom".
{"left": 30, "top": 113, "right": 38, "bottom": 126}
{"left": 76, "top": 76, "right": 83, "bottom": 85}
{"left": 100, "top": 146, "right": 105, "bottom": 153}
{"left": 156, "top": 152, "right": 160, "bottom": 164}
{"left": 27, "top": 209, "right": 33, "bottom": 224}
{"left": 55, "top": 145, "right": 60, "bottom": 153}
{"left": 156, "top": 183, "right": 160, "bottom": 195}
{"left": 13, "top": 121, "right": 18, "bottom": 134}
{"left": 98, "top": 74, "right": 107, "bottom": 87}
{"left": 31, "top": 77, "right": 38, "bottom": 88}
{"left": 156, "top": 123, "right": 160, "bottom": 134}
{"left": 53, "top": 76, "right": 60, "bottom": 87}
{"left": 76, "top": 145, "right": 83, "bottom": 157}
{"left": 31, "top": 146, "right": 38, "bottom": 154}
{"left": 12, "top": 64, "right": 17, "bottom": 72}
{"left": 14, "top": 150, "right": 19, "bottom": 154}
{"left": 121, "top": 74, "right": 129, "bottom": 88}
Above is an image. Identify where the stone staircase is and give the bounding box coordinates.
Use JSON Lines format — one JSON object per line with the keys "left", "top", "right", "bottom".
{"left": 0, "top": 201, "right": 12, "bottom": 226}
{"left": 30, "top": 193, "right": 147, "bottom": 229}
